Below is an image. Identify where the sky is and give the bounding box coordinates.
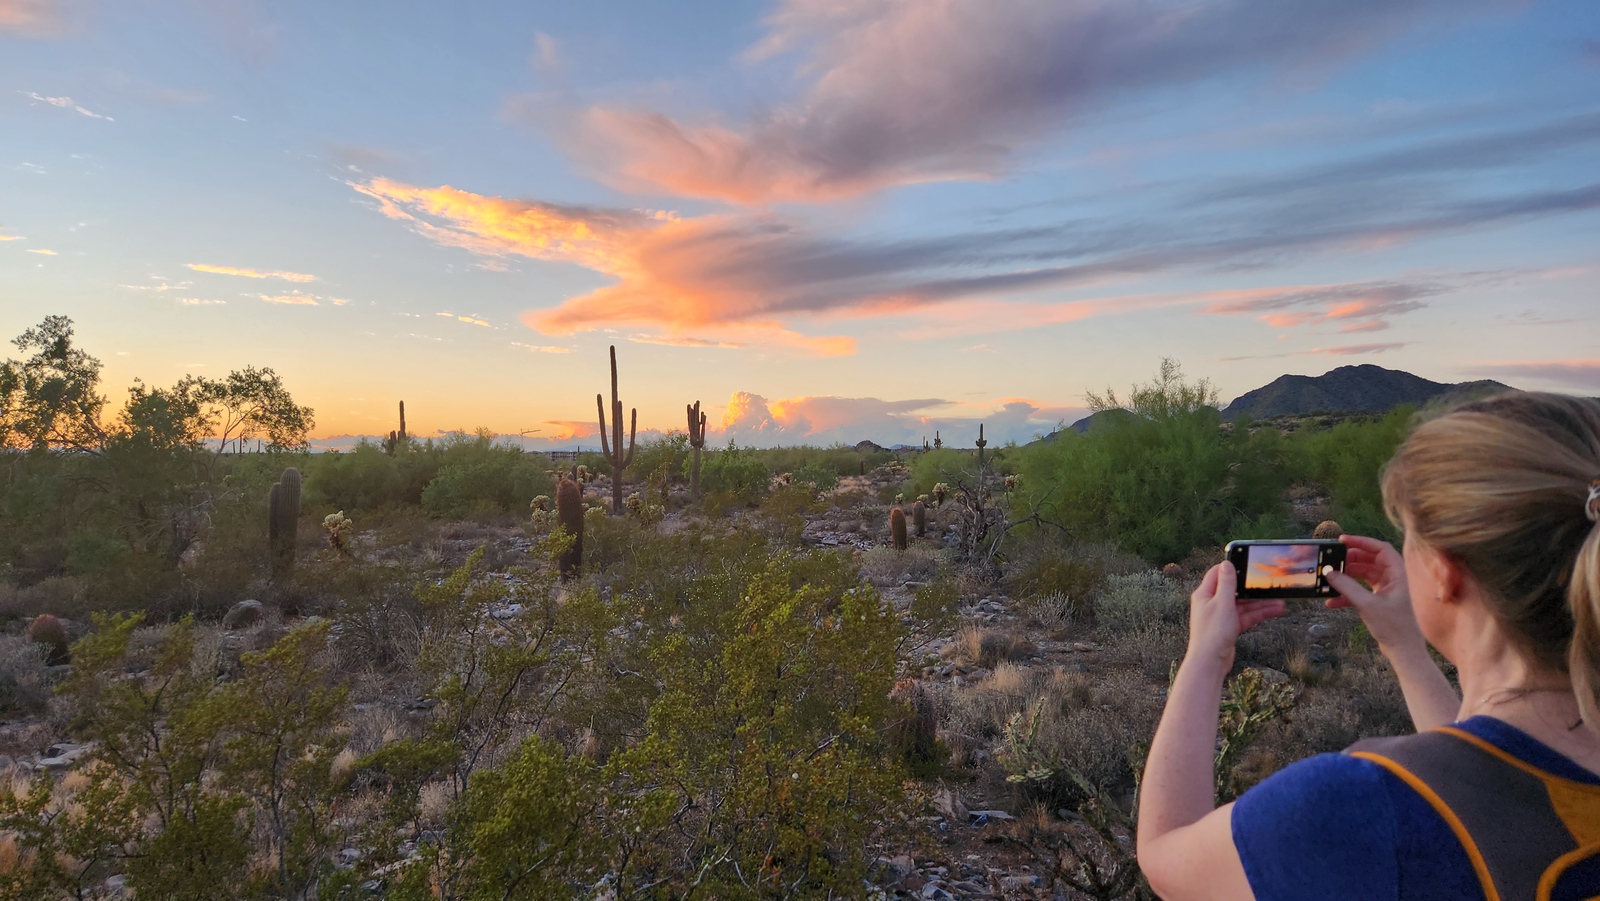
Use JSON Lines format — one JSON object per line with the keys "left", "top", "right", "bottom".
{"left": 3, "top": 0, "right": 1598, "bottom": 450}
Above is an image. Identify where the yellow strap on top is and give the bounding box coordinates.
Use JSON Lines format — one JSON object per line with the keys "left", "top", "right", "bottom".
{"left": 1350, "top": 750, "right": 1500, "bottom": 901}
{"left": 1438, "top": 726, "right": 1600, "bottom": 846}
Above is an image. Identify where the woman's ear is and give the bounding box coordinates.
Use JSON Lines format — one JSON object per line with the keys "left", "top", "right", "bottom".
{"left": 1424, "top": 542, "right": 1466, "bottom": 606}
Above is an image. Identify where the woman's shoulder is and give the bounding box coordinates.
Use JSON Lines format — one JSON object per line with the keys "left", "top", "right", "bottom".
{"left": 1231, "top": 752, "right": 1400, "bottom": 900}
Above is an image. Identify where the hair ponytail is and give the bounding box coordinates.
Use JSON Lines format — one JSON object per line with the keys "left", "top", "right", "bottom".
{"left": 1381, "top": 392, "right": 1600, "bottom": 730}
{"left": 1571, "top": 524, "right": 1600, "bottom": 730}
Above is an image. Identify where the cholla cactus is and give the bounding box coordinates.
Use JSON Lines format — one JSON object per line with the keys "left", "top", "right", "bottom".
{"left": 894, "top": 493, "right": 906, "bottom": 504}
{"left": 530, "top": 495, "right": 551, "bottom": 513}
{"left": 931, "top": 483, "right": 949, "bottom": 507}
{"left": 917, "top": 494, "right": 930, "bottom": 505}
{"left": 322, "top": 510, "right": 354, "bottom": 554}
{"left": 1004, "top": 473, "right": 1019, "bottom": 492}
{"left": 776, "top": 472, "right": 792, "bottom": 486}
{"left": 624, "top": 492, "right": 645, "bottom": 517}
{"left": 576, "top": 465, "right": 590, "bottom": 485}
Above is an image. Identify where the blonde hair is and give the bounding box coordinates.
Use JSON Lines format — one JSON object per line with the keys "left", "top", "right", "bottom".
{"left": 1381, "top": 392, "right": 1600, "bottom": 728}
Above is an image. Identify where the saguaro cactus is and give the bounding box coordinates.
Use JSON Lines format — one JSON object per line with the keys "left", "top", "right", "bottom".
{"left": 687, "top": 400, "right": 707, "bottom": 498}
{"left": 383, "top": 400, "right": 409, "bottom": 456}
{"left": 269, "top": 467, "right": 302, "bottom": 582}
{"left": 912, "top": 499, "right": 927, "bottom": 537}
{"left": 556, "top": 475, "right": 584, "bottom": 580}
{"left": 596, "top": 346, "right": 638, "bottom": 516}
{"left": 890, "top": 507, "right": 908, "bottom": 551}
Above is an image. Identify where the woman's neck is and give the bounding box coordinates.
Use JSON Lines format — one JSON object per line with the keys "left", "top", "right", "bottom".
{"left": 1447, "top": 604, "right": 1595, "bottom": 762}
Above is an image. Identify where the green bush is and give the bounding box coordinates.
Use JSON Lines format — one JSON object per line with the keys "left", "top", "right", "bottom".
{"left": 419, "top": 438, "right": 553, "bottom": 518}
{"left": 1016, "top": 362, "right": 1292, "bottom": 563}
{"left": 693, "top": 443, "right": 770, "bottom": 504}
{"left": 1289, "top": 407, "right": 1413, "bottom": 539}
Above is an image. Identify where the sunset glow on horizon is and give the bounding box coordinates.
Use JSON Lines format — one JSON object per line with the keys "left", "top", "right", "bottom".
{"left": 4, "top": 0, "right": 1598, "bottom": 447}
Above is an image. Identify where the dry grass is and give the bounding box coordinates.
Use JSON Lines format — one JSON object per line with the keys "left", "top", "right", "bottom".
{"left": 857, "top": 544, "right": 943, "bottom": 586}
{"left": 952, "top": 626, "right": 1037, "bottom": 670}
{"left": 1092, "top": 571, "right": 1188, "bottom": 636}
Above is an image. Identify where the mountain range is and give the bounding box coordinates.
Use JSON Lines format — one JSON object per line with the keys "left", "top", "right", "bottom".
{"left": 1065, "top": 364, "right": 1512, "bottom": 433}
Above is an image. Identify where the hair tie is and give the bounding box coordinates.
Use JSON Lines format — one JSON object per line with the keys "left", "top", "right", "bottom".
{"left": 1589, "top": 478, "right": 1600, "bottom": 523}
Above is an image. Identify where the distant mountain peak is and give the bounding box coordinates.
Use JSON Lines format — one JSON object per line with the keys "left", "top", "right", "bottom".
{"left": 1219, "top": 364, "right": 1511, "bottom": 421}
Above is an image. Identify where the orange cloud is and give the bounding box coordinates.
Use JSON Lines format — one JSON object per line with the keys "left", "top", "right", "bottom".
{"left": 26, "top": 248, "right": 56, "bottom": 255}
{"left": 511, "top": 342, "right": 572, "bottom": 354}
{"left": 188, "top": 263, "right": 316, "bottom": 282}
{"left": 259, "top": 293, "right": 319, "bottom": 306}
{"left": 353, "top": 177, "right": 855, "bottom": 356}
{"left": 0, "top": 0, "right": 61, "bottom": 34}
{"left": 0, "top": 234, "right": 21, "bottom": 241}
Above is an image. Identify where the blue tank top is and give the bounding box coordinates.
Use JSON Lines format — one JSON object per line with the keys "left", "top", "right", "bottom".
{"left": 1231, "top": 716, "right": 1600, "bottom": 900}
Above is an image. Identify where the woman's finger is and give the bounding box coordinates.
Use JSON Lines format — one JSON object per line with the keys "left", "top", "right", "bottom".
{"left": 1193, "top": 561, "right": 1222, "bottom": 603}
{"left": 1340, "top": 534, "right": 1394, "bottom": 554}
{"left": 1324, "top": 570, "right": 1371, "bottom": 605}
{"left": 1213, "top": 561, "right": 1237, "bottom": 604}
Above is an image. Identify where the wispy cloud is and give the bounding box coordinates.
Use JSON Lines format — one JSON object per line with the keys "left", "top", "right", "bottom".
{"left": 259, "top": 292, "right": 319, "bottom": 306}
{"left": 628, "top": 334, "right": 742, "bottom": 349}
{"left": 0, "top": 0, "right": 61, "bottom": 35}
{"left": 437, "top": 312, "right": 490, "bottom": 326}
{"left": 187, "top": 263, "right": 316, "bottom": 282}
{"left": 19, "top": 90, "right": 111, "bottom": 121}
{"left": 511, "top": 342, "right": 572, "bottom": 354}
{"left": 26, "top": 248, "right": 56, "bottom": 255}
{"left": 0, "top": 233, "right": 21, "bottom": 241}
{"left": 1199, "top": 279, "right": 1446, "bottom": 333}
{"left": 561, "top": 0, "right": 1504, "bottom": 203}
{"left": 1219, "top": 342, "right": 1410, "bottom": 362}
{"left": 178, "top": 298, "right": 227, "bottom": 306}
{"left": 1474, "top": 360, "right": 1600, "bottom": 390}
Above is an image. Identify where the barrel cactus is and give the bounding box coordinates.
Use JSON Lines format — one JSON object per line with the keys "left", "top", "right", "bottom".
{"left": 26, "top": 614, "right": 70, "bottom": 666}
{"left": 556, "top": 477, "right": 584, "bottom": 580}
{"left": 890, "top": 507, "right": 908, "bottom": 551}
{"left": 912, "top": 500, "right": 927, "bottom": 537}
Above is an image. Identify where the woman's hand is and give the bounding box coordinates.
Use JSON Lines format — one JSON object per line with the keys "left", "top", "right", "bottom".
{"left": 1187, "top": 561, "right": 1285, "bottom": 669}
{"left": 1323, "top": 534, "right": 1427, "bottom": 656}
{"left": 1324, "top": 534, "right": 1460, "bottom": 730}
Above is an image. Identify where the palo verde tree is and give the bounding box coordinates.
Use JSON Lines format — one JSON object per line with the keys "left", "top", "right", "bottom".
{"left": 0, "top": 315, "right": 314, "bottom": 580}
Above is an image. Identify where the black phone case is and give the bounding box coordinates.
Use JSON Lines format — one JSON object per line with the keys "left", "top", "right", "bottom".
{"left": 1225, "top": 539, "right": 1346, "bottom": 600}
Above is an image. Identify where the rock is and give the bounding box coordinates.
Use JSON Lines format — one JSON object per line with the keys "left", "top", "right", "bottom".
{"left": 1312, "top": 520, "right": 1344, "bottom": 539}
{"left": 404, "top": 697, "right": 437, "bottom": 712}
{"left": 921, "top": 884, "right": 955, "bottom": 901}
{"left": 967, "top": 809, "right": 1014, "bottom": 821}
{"left": 1308, "top": 623, "right": 1333, "bottom": 640}
{"left": 1255, "top": 667, "right": 1291, "bottom": 684}
{"left": 904, "top": 873, "right": 927, "bottom": 891}
{"left": 932, "top": 786, "right": 968, "bottom": 821}
{"left": 223, "top": 600, "right": 264, "bottom": 631}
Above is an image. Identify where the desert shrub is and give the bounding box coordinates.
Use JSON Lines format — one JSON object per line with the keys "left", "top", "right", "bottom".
{"left": 1011, "top": 553, "right": 1104, "bottom": 610}
{"left": 1289, "top": 407, "right": 1413, "bottom": 539}
{"left": 910, "top": 578, "right": 961, "bottom": 629}
{"left": 791, "top": 461, "right": 841, "bottom": 493}
{"left": 420, "top": 444, "right": 553, "bottom": 519}
{"left": 1093, "top": 571, "right": 1189, "bottom": 635}
{"left": 630, "top": 433, "right": 689, "bottom": 489}
{"left": 1015, "top": 360, "right": 1292, "bottom": 563}
{"left": 0, "top": 635, "right": 50, "bottom": 715}
{"left": 693, "top": 442, "right": 770, "bottom": 504}
{"left": 751, "top": 444, "right": 893, "bottom": 478}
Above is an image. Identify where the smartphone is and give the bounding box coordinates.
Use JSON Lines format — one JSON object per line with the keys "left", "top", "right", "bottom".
{"left": 1225, "top": 539, "right": 1347, "bottom": 600}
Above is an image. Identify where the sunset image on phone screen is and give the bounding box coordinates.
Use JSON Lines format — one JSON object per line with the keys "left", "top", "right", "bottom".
{"left": 1244, "top": 544, "right": 1320, "bottom": 591}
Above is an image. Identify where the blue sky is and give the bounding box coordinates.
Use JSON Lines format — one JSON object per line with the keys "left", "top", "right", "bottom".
{"left": 3, "top": 0, "right": 1598, "bottom": 448}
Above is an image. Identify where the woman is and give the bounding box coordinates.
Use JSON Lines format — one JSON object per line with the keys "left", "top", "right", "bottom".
{"left": 1136, "top": 392, "right": 1600, "bottom": 900}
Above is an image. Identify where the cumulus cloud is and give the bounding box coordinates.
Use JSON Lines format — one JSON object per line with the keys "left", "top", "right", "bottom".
{"left": 19, "top": 90, "right": 111, "bottom": 120}
{"left": 1474, "top": 360, "right": 1600, "bottom": 390}
{"left": 188, "top": 263, "right": 316, "bottom": 282}
{"left": 565, "top": 0, "right": 1501, "bottom": 203}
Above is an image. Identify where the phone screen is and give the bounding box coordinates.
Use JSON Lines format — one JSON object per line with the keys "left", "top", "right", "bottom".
{"left": 1226, "top": 540, "right": 1345, "bottom": 599}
